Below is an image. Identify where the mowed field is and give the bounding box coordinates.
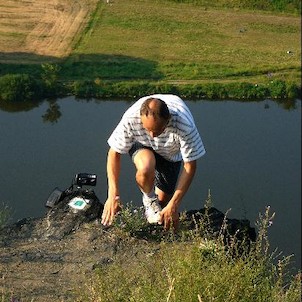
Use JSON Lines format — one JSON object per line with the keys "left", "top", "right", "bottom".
{"left": 0, "top": 0, "right": 300, "bottom": 82}
{"left": 0, "top": 0, "right": 98, "bottom": 62}
{"left": 74, "top": 0, "right": 300, "bottom": 81}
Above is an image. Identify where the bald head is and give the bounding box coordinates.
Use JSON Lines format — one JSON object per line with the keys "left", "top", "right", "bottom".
{"left": 140, "top": 98, "right": 170, "bottom": 121}
{"left": 140, "top": 98, "right": 170, "bottom": 138}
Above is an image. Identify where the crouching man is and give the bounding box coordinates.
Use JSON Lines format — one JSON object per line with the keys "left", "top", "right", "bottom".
{"left": 101, "top": 94, "right": 206, "bottom": 231}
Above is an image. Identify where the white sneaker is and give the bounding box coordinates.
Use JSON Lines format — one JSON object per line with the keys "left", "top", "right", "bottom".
{"left": 142, "top": 196, "right": 162, "bottom": 224}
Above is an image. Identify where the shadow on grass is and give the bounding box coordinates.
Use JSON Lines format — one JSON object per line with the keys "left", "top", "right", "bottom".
{"left": 0, "top": 52, "right": 163, "bottom": 81}
{"left": 0, "top": 52, "right": 162, "bottom": 116}
{"left": 63, "top": 53, "right": 163, "bottom": 80}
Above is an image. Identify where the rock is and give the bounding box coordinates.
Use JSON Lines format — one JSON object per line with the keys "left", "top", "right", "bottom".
{"left": 183, "top": 207, "right": 256, "bottom": 252}
{"left": 0, "top": 189, "right": 104, "bottom": 242}
{"left": 42, "top": 189, "right": 104, "bottom": 240}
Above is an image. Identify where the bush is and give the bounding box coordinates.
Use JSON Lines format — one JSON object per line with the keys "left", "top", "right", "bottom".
{"left": 0, "top": 74, "right": 42, "bottom": 102}
{"left": 71, "top": 80, "right": 98, "bottom": 99}
{"left": 226, "top": 82, "right": 268, "bottom": 99}
{"left": 40, "top": 63, "right": 65, "bottom": 97}
{"left": 111, "top": 81, "right": 154, "bottom": 98}
{"left": 268, "top": 80, "right": 288, "bottom": 99}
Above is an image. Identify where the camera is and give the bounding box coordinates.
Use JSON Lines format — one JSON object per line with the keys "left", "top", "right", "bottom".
{"left": 74, "top": 173, "right": 97, "bottom": 187}
{"left": 45, "top": 173, "right": 98, "bottom": 209}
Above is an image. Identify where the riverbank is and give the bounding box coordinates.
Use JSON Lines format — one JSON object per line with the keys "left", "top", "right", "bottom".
{"left": 1, "top": 200, "right": 300, "bottom": 302}
{"left": 0, "top": 195, "right": 257, "bottom": 301}
{"left": 0, "top": 74, "right": 300, "bottom": 108}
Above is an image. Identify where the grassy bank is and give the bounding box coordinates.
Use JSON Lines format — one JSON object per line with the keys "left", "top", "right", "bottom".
{"left": 1, "top": 203, "right": 301, "bottom": 301}
{"left": 77, "top": 205, "right": 301, "bottom": 302}
{"left": 0, "top": 0, "right": 301, "bottom": 102}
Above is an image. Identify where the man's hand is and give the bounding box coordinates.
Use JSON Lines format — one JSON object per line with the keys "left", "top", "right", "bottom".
{"left": 101, "top": 197, "right": 121, "bottom": 226}
{"left": 159, "top": 160, "right": 197, "bottom": 231}
{"left": 102, "top": 148, "right": 122, "bottom": 226}
{"left": 159, "top": 203, "right": 179, "bottom": 231}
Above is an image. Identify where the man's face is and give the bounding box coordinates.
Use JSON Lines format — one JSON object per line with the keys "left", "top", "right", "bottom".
{"left": 141, "top": 115, "right": 168, "bottom": 138}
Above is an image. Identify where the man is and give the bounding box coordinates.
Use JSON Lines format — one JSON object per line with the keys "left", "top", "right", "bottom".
{"left": 101, "top": 94, "right": 205, "bottom": 230}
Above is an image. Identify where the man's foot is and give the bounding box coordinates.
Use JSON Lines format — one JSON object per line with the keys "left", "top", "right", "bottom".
{"left": 142, "top": 195, "right": 162, "bottom": 224}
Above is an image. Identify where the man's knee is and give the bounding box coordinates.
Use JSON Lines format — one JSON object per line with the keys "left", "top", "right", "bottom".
{"left": 133, "top": 149, "right": 156, "bottom": 171}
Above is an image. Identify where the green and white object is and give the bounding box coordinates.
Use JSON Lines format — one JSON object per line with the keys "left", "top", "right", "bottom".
{"left": 68, "top": 196, "right": 90, "bottom": 212}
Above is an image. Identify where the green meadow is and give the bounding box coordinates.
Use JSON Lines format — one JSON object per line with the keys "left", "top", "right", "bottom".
{"left": 67, "top": 0, "right": 301, "bottom": 84}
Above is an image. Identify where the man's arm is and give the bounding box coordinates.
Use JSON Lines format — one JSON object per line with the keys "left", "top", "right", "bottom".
{"left": 101, "top": 148, "right": 122, "bottom": 226}
{"left": 160, "top": 160, "right": 197, "bottom": 230}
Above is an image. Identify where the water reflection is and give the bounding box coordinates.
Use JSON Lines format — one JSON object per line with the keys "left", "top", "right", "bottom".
{"left": 0, "top": 99, "right": 40, "bottom": 112}
{"left": 42, "top": 101, "right": 62, "bottom": 124}
{"left": 0, "top": 97, "right": 299, "bottom": 121}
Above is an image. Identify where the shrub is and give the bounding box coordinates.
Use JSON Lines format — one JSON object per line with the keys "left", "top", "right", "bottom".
{"left": 111, "top": 81, "right": 154, "bottom": 98}
{"left": 40, "top": 63, "right": 65, "bottom": 97}
{"left": 71, "top": 80, "right": 98, "bottom": 99}
{"left": 268, "top": 80, "right": 287, "bottom": 99}
{"left": 226, "top": 82, "right": 268, "bottom": 100}
{"left": 0, "top": 74, "right": 42, "bottom": 102}
{"left": 201, "top": 83, "right": 228, "bottom": 99}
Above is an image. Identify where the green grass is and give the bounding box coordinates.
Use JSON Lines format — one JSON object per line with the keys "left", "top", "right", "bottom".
{"left": 77, "top": 205, "right": 301, "bottom": 302}
{"left": 63, "top": 0, "right": 300, "bottom": 84}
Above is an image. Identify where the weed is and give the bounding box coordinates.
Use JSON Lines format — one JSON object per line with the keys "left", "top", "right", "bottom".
{"left": 0, "top": 203, "right": 10, "bottom": 229}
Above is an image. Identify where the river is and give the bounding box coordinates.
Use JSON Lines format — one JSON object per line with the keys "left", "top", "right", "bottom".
{"left": 0, "top": 96, "right": 301, "bottom": 271}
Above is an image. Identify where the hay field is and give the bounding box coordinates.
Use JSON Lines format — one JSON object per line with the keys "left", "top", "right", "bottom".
{"left": 0, "top": 0, "right": 98, "bottom": 62}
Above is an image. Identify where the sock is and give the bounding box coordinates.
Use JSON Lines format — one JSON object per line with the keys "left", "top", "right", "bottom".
{"left": 142, "top": 188, "right": 156, "bottom": 199}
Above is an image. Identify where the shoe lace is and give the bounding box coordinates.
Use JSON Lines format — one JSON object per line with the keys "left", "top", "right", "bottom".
{"left": 149, "top": 198, "right": 161, "bottom": 212}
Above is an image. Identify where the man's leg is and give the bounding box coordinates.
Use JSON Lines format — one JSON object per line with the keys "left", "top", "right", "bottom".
{"left": 133, "top": 149, "right": 174, "bottom": 205}
{"left": 133, "top": 148, "right": 156, "bottom": 195}
{"left": 155, "top": 188, "right": 172, "bottom": 207}
{"left": 132, "top": 148, "right": 163, "bottom": 224}
{"left": 129, "top": 143, "right": 181, "bottom": 224}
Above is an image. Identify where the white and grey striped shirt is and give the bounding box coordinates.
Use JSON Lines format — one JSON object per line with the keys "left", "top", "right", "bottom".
{"left": 107, "top": 94, "right": 206, "bottom": 162}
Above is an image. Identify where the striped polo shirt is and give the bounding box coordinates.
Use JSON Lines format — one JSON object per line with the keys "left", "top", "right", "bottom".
{"left": 107, "top": 94, "right": 206, "bottom": 162}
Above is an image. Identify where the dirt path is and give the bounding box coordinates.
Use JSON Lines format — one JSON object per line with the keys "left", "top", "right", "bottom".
{"left": 0, "top": 217, "right": 154, "bottom": 302}
{"left": 0, "top": 0, "right": 98, "bottom": 61}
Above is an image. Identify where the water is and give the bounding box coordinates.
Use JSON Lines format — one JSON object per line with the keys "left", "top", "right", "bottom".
{"left": 0, "top": 97, "right": 301, "bottom": 271}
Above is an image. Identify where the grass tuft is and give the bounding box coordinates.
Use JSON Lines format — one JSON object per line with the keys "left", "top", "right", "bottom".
{"left": 0, "top": 203, "right": 10, "bottom": 229}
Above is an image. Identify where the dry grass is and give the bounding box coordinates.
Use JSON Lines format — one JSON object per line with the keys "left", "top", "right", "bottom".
{"left": 0, "top": 0, "right": 98, "bottom": 62}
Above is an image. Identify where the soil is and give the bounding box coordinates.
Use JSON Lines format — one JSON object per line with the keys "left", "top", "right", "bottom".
{"left": 0, "top": 216, "right": 160, "bottom": 302}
